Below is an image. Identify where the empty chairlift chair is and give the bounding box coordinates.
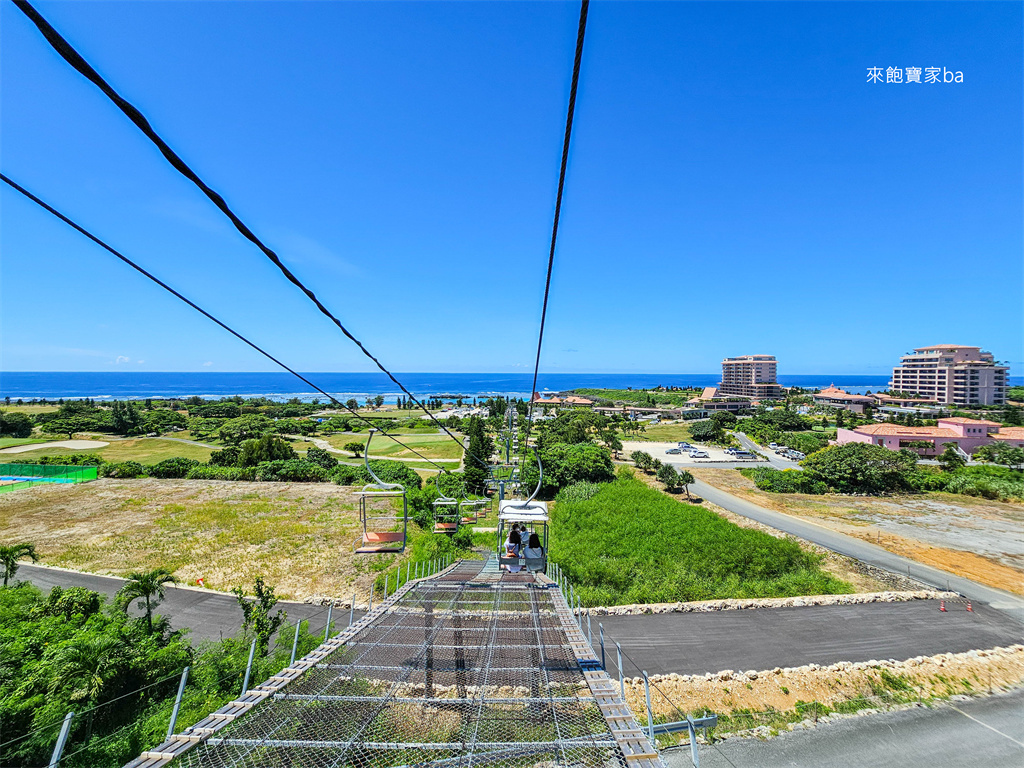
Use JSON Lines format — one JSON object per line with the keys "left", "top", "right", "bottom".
{"left": 432, "top": 470, "right": 461, "bottom": 535}
{"left": 354, "top": 430, "right": 408, "bottom": 554}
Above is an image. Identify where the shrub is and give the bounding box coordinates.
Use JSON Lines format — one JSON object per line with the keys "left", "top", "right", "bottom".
{"left": 185, "top": 465, "right": 256, "bottom": 481}
{"left": 147, "top": 457, "right": 201, "bottom": 478}
{"left": 0, "top": 412, "right": 33, "bottom": 438}
{"left": 238, "top": 435, "right": 296, "bottom": 467}
{"left": 208, "top": 446, "right": 242, "bottom": 467}
{"left": 329, "top": 460, "right": 423, "bottom": 489}
{"left": 101, "top": 461, "right": 147, "bottom": 478}
{"left": 799, "top": 443, "right": 917, "bottom": 494}
{"left": 34, "top": 453, "right": 106, "bottom": 466}
{"left": 253, "top": 460, "right": 329, "bottom": 483}
{"left": 520, "top": 443, "right": 614, "bottom": 497}
{"left": 332, "top": 465, "right": 365, "bottom": 485}
{"left": 740, "top": 468, "right": 829, "bottom": 494}
{"left": 304, "top": 446, "right": 338, "bottom": 470}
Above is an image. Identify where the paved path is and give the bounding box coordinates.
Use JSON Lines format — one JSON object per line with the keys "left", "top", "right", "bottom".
{"left": 18, "top": 564, "right": 361, "bottom": 643}
{"left": 672, "top": 688, "right": 1024, "bottom": 768}
{"left": 20, "top": 565, "right": 1021, "bottom": 675}
{"left": 597, "top": 599, "right": 1022, "bottom": 676}
{"left": 734, "top": 431, "right": 802, "bottom": 469}
{"left": 689, "top": 477, "right": 1024, "bottom": 621}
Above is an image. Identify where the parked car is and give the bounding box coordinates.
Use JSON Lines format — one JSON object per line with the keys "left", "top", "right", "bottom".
{"left": 689, "top": 450, "right": 710, "bottom": 459}
{"left": 768, "top": 442, "right": 779, "bottom": 449}
{"left": 733, "top": 450, "right": 755, "bottom": 459}
{"left": 666, "top": 448, "right": 682, "bottom": 455}
{"left": 678, "top": 442, "right": 693, "bottom": 449}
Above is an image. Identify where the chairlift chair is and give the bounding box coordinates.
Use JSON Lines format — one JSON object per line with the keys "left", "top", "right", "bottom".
{"left": 497, "top": 456, "right": 548, "bottom": 574}
{"left": 432, "top": 470, "right": 461, "bottom": 535}
{"left": 354, "top": 429, "right": 408, "bottom": 554}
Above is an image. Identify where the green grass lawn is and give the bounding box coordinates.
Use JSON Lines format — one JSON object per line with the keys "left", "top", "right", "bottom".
{"left": 550, "top": 474, "right": 852, "bottom": 606}
{"left": 0, "top": 437, "right": 51, "bottom": 449}
{"left": 619, "top": 422, "right": 694, "bottom": 443}
{"left": 323, "top": 432, "right": 464, "bottom": 461}
{"left": 0, "top": 438, "right": 214, "bottom": 465}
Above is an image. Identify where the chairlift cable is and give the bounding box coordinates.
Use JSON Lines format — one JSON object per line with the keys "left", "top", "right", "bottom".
{"left": 12, "top": 0, "right": 491, "bottom": 472}
{"left": 521, "top": 0, "right": 589, "bottom": 463}
{"left": 0, "top": 173, "right": 450, "bottom": 473}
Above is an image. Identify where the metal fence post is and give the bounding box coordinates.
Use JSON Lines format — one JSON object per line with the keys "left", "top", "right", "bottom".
{"left": 599, "top": 623, "right": 606, "bottom": 670}
{"left": 324, "top": 603, "right": 333, "bottom": 642}
{"left": 616, "top": 642, "right": 624, "bottom": 701}
{"left": 349, "top": 593, "right": 355, "bottom": 627}
{"left": 241, "top": 639, "right": 257, "bottom": 694}
{"left": 166, "top": 666, "right": 190, "bottom": 739}
{"left": 289, "top": 621, "right": 301, "bottom": 665}
{"left": 587, "top": 609, "right": 592, "bottom": 647}
{"left": 688, "top": 719, "right": 699, "bottom": 767}
{"left": 407, "top": 561, "right": 411, "bottom": 584}
{"left": 369, "top": 583, "right": 374, "bottom": 612}
{"left": 642, "top": 671, "right": 654, "bottom": 743}
{"left": 47, "top": 711, "right": 74, "bottom": 768}
{"left": 384, "top": 573, "right": 389, "bottom": 599}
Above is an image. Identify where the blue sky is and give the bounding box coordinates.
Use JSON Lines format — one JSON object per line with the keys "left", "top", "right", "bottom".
{"left": 2, "top": 1, "right": 1021, "bottom": 376}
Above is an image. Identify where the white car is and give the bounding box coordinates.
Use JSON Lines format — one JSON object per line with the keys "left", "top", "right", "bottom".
{"left": 689, "top": 450, "right": 710, "bottom": 459}
{"left": 769, "top": 442, "right": 779, "bottom": 449}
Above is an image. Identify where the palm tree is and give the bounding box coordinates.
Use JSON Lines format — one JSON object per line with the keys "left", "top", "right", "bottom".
{"left": 677, "top": 470, "right": 695, "bottom": 501}
{"left": 49, "top": 635, "right": 124, "bottom": 704}
{"left": 0, "top": 542, "right": 38, "bottom": 587}
{"left": 118, "top": 568, "right": 177, "bottom": 633}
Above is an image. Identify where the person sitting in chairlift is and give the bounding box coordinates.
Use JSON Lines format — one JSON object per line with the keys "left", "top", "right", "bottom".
{"left": 504, "top": 529, "right": 522, "bottom": 572}
{"left": 522, "top": 532, "right": 544, "bottom": 565}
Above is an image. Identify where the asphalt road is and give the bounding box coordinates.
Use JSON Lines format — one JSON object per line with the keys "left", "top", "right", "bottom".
{"left": 597, "top": 599, "right": 1023, "bottom": 676}
{"left": 734, "top": 432, "right": 802, "bottom": 469}
{"left": 20, "top": 564, "right": 1021, "bottom": 676}
{"left": 669, "top": 688, "right": 1024, "bottom": 768}
{"left": 18, "top": 564, "right": 361, "bottom": 643}
{"left": 688, "top": 478, "right": 1024, "bottom": 621}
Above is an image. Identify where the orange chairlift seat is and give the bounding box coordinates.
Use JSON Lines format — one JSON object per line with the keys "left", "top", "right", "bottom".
{"left": 354, "top": 429, "right": 408, "bottom": 554}
{"left": 432, "top": 470, "right": 461, "bottom": 535}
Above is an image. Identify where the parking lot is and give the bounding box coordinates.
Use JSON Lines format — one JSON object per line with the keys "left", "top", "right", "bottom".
{"left": 622, "top": 441, "right": 769, "bottom": 466}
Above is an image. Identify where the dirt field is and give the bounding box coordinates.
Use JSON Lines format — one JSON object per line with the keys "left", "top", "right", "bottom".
{"left": 0, "top": 478, "right": 408, "bottom": 600}
{"left": 692, "top": 468, "right": 1024, "bottom": 596}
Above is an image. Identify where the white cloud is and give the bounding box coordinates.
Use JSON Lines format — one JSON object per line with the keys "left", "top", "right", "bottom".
{"left": 203, "top": 361, "right": 213, "bottom": 367}
{"left": 137, "top": 360, "right": 145, "bottom": 364}
{"left": 115, "top": 355, "right": 130, "bottom": 364}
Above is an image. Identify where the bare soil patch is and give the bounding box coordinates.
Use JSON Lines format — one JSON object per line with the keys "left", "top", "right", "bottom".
{"left": 691, "top": 468, "right": 1024, "bottom": 596}
{"left": 0, "top": 478, "right": 406, "bottom": 600}
{"left": 624, "top": 645, "right": 1024, "bottom": 721}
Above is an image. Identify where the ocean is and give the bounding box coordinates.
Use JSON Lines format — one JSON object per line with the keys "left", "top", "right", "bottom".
{"left": 0, "top": 371, "right": 928, "bottom": 402}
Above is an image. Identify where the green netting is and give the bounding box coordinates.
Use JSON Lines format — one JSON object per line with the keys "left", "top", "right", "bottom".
{"left": 0, "top": 463, "right": 97, "bottom": 493}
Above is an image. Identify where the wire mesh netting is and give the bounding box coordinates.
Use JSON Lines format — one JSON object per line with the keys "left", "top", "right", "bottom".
{"left": 0, "top": 462, "right": 98, "bottom": 493}
{"left": 170, "top": 561, "right": 638, "bottom": 768}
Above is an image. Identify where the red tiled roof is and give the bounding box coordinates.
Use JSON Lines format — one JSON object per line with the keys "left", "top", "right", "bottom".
{"left": 993, "top": 427, "right": 1024, "bottom": 441}
{"left": 854, "top": 424, "right": 958, "bottom": 437}
{"left": 938, "top": 417, "right": 1001, "bottom": 427}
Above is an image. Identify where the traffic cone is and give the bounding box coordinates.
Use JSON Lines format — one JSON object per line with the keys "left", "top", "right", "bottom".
{"left": 940, "top": 600, "right": 946, "bottom": 612}
{"left": 966, "top": 601, "right": 973, "bottom": 612}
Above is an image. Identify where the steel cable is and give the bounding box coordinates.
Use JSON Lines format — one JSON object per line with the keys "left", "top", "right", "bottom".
{"left": 11, "top": 0, "right": 492, "bottom": 472}
{"left": 521, "top": 0, "right": 589, "bottom": 460}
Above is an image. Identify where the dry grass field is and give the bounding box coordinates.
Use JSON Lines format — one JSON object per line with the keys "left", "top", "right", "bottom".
{"left": 0, "top": 478, "right": 411, "bottom": 600}
{"left": 691, "top": 468, "right": 1024, "bottom": 596}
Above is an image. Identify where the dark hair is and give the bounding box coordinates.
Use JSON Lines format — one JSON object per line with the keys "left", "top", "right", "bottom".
{"left": 508, "top": 530, "right": 521, "bottom": 546}
{"left": 528, "top": 533, "right": 541, "bottom": 549}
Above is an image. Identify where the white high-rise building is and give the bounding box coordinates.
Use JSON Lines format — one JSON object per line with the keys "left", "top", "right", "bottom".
{"left": 889, "top": 345, "right": 1008, "bottom": 405}
{"left": 719, "top": 355, "right": 783, "bottom": 399}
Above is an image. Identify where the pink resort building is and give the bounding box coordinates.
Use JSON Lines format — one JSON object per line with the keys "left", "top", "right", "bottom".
{"left": 812, "top": 385, "right": 875, "bottom": 414}
{"left": 837, "top": 417, "right": 1024, "bottom": 456}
